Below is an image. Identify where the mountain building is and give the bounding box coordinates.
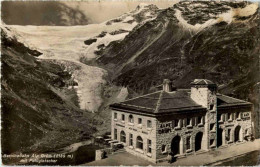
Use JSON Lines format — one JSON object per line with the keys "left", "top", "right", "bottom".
{"left": 110, "top": 79, "right": 253, "bottom": 163}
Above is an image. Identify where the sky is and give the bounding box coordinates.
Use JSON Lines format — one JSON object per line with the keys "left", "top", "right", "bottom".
{"left": 2, "top": 0, "right": 259, "bottom": 26}
{"left": 1, "top": 1, "right": 178, "bottom": 26}
{"left": 61, "top": 1, "right": 179, "bottom": 23}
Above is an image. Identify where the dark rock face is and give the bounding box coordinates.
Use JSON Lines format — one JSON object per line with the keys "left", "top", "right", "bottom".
{"left": 96, "top": 31, "right": 107, "bottom": 38}
{"left": 98, "top": 1, "right": 259, "bottom": 99}
{"left": 2, "top": 1, "right": 89, "bottom": 26}
{"left": 1, "top": 28, "right": 94, "bottom": 158}
{"left": 109, "top": 29, "right": 129, "bottom": 35}
{"left": 97, "top": 44, "right": 105, "bottom": 49}
{"left": 84, "top": 38, "right": 97, "bottom": 45}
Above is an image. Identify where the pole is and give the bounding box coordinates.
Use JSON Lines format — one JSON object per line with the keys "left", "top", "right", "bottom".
{"left": 216, "top": 94, "right": 218, "bottom": 149}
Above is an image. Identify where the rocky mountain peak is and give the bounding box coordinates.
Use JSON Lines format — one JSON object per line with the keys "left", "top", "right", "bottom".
{"left": 98, "top": 1, "right": 259, "bottom": 99}
{"left": 106, "top": 3, "right": 159, "bottom": 26}
{"left": 173, "top": 1, "right": 259, "bottom": 32}
{"left": 135, "top": 3, "right": 158, "bottom": 11}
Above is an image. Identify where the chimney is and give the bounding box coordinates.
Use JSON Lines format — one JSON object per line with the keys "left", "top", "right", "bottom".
{"left": 163, "top": 79, "right": 175, "bottom": 92}
{"left": 190, "top": 79, "right": 217, "bottom": 108}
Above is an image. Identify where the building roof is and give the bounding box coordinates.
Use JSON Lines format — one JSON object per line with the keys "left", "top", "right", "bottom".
{"left": 191, "top": 79, "right": 216, "bottom": 85}
{"left": 110, "top": 90, "right": 252, "bottom": 116}
{"left": 110, "top": 90, "right": 206, "bottom": 116}
{"left": 217, "top": 94, "right": 252, "bottom": 108}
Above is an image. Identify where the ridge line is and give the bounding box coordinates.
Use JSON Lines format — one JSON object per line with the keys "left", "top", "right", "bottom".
{"left": 154, "top": 90, "right": 164, "bottom": 113}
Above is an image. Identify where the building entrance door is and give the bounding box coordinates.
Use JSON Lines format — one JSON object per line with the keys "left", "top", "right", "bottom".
{"left": 234, "top": 125, "right": 241, "bottom": 142}
{"left": 171, "top": 135, "right": 180, "bottom": 156}
{"left": 195, "top": 132, "right": 203, "bottom": 151}
{"left": 217, "top": 128, "right": 223, "bottom": 147}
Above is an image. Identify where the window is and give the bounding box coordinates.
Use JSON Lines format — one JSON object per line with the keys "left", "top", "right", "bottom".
{"left": 183, "top": 119, "right": 186, "bottom": 127}
{"left": 220, "top": 114, "right": 224, "bottom": 122}
{"left": 136, "top": 136, "right": 143, "bottom": 150}
{"left": 173, "top": 119, "right": 180, "bottom": 128}
{"left": 172, "top": 120, "right": 176, "bottom": 127}
{"left": 234, "top": 112, "right": 238, "bottom": 119}
{"left": 227, "top": 129, "right": 231, "bottom": 141}
{"left": 210, "top": 139, "right": 215, "bottom": 146}
{"left": 187, "top": 118, "right": 192, "bottom": 126}
{"left": 122, "top": 114, "right": 125, "bottom": 121}
{"left": 129, "top": 115, "right": 134, "bottom": 123}
{"left": 120, "top": 131, "right": 126, "bottom": 143}
{"left": 210, "top": 123, "right": 215, "bottom": 131}
{"left": 129, "top": 134, "right": 133, "bottom": 146}
{"left": 198, "top": 116, "right": 203, "bottom": 124}
{"left": 177, "top": 119, "right": 181, "bottom": 127}
{"left": 210, "top": 104, "right": 214, "bottom": 110}
{"left": 228, "top": 113, "right": 232, "bottom": 120}
{"left": 147, "top": 120, "right": 152, "bottom": 128}
{"left": 235, "top": 112, "right": 240, "bottom": 120}
{"left": 138, "top": 118, "right": 142, "bottom": 125}
{"left": 161, "top": 145, "right": 167, "bottom": 153}
{"left": 114, "top": 112, "right": 117, "bottom": 120}
{"left": 147, "top": 139, "right": 152, "bottom": 153}
{"left": 186, "top": 136, "right": 191, "bottom": 150}
{"left": 114, "top": 128, "right": 117, "bottom": 140}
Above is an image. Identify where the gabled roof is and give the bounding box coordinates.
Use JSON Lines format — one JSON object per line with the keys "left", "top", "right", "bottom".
{"left": 191, "top": 79, "right": 216, "bottom": 85}
{"left": 217, "top": 94, "right": 252, "bottom": 108}
{"left": 110, "top": 90, "right": 252, "bottom": 116}
{"left": 110, "top": 90, "right": 206, "bottom": 116}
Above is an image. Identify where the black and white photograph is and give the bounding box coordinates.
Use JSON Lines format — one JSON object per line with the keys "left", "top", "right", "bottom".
{"left": 1, "top": 0, "right": 260, "bottom": 166}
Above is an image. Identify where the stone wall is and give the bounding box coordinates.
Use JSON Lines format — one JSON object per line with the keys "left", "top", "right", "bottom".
{"left": 191, "top": 86, "right": 216, "bottom": 109}
{"left": 218, "top": 107, "right": 253, "bottom": 146}
{"left": 155, "top": 112, "right": 207, "bottom": 161}
{"left": 111, "top": 110, "right": 157, "bottom": 162}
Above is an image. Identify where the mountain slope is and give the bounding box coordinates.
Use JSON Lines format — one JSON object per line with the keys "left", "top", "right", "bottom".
{"left": 6, "top": 4, "right": 157, "bottom": 112}
{"left": 2, "top": 1, "right": 89, "bottom": 26}
{"left": 98, "top": 1, "right": 260, "bottom": 98}
{"left": 1, "top": 27, "right": 96, "bottom": 158}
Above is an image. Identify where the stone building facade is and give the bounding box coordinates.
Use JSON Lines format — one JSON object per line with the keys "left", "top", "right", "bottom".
{"left": 110, "top": 79, "right": 253, "bottom": 163}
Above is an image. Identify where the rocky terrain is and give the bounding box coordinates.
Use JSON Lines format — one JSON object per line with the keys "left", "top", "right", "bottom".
{"left": 98, "top": 1, "right": 259, "bottom": 99}
{"left": 1, "top": 27, "right": 97, "bottom": 159}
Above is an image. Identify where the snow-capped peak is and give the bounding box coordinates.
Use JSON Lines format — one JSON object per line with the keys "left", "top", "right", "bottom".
{"left": 136, "top": 3, "right": 150, "bottom": 10}
{"left": 132, "top": 3, "right": 158, "bottom": 14}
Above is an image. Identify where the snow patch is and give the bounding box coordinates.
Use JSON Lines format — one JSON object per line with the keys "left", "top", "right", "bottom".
{"left": 191, "top": 3, "right": 208, "bottom": 8}
{"left": 233, "top": 3, "right": 258, "bottom": 22}
{"left": 9, "top": 23, "right": 135, "bottom": 61}
{"left": 116, "top": 87, "right": 128, "bottom": 102}
{"left": 124, "top": 16, "right": 134, "bottom": 22}
{"left": 175, "top": 9, "right": 219, "bottom": 32}
{"left": 145, "top": 12, "right": 152, "bottom": 17}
